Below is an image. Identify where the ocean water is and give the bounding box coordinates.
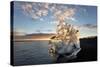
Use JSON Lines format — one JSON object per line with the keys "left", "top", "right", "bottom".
{"left": 14, "top": 41, "right": 54, "bottom": 66}
{"left": 13, "top": 39, "right": 97, "bottom": 66}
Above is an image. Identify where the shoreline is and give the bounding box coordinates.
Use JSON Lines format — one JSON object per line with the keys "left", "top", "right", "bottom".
{"left": 13, "top": 36, "right": 97, "bottom": 42}
{"left": 13, "top": 39, "right": 51, "bottom": 42}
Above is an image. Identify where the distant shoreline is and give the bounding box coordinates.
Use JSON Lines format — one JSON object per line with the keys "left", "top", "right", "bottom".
{"left": 12, "top": 34, "right": 97, "bottom": 42}
{"left": 13, "top": 34, "right": 54, "bottom": 42}
{"left": 13, "top": 39, "right": 51, "bottom": 42}
{"left": 13, "top": 37, "right": 97, "bottom": 42}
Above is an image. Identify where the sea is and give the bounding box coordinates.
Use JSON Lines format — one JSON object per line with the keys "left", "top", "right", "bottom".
{"left": 14, "top": 41, "right": 54, "bottom": 66}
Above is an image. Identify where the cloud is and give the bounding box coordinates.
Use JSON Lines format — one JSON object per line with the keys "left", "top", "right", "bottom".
{"left": 21, "top": 2, "right": 49, "bottom": 19}
{"left": 79, "top": 24, "right": 97, "bottom": 38}
{"left": 55, "top": 8, "right": 76, "bottom": 21}
{"left": 65, "top": 17, "right": 77, "bottom": 22}
{"left": 21, "top": 2, "right": 76, "bottom": 22}
{"left": 22, "top": 3, "right": 33, "bottom": 15}
{"left": 70, "top": 17, "right": 77, "bottom": 21}
{"left": 34, "top": 29, "right": 56, "bottom": 33}
{"left": 36, "top": 9, "right": 48, "bottom": 17}
{"left": 78, "top": 24, "right": 97, "bottom": 29}
{"left": 82, "top": 24, "right": 97, "bottom": 29}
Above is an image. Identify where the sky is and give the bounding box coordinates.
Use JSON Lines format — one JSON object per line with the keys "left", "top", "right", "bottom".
{"left": 13, "top": 1, "right": 97, "bottom": 38}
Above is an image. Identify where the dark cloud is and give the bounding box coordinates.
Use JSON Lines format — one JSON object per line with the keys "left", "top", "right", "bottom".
{"left": 82, "top": 24, "right": 97, "bottom": 29}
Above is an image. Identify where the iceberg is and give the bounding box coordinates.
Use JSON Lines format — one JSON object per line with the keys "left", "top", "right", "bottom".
{"left": 48, "top": 20, "right": 81, "bottom": 61}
